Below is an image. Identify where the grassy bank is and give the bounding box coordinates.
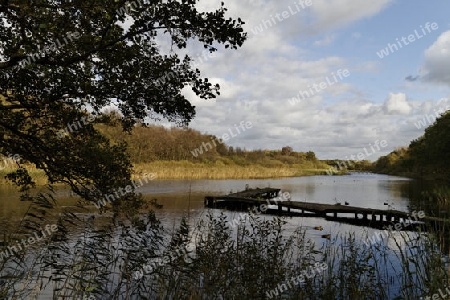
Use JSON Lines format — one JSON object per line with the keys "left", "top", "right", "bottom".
{"left": 0, "top": 165, "right": 47, "bottom": 185}
{"left": 0, "top": 161, "right": 335, "bottom": 185}
{"left": 134, "top": 160, "right": 332, "bottom": 180}
{"left": 1, "top": 122, "right": 345, "bottom": 185}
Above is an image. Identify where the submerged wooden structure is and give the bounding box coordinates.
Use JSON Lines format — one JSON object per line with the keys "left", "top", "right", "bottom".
{"left": 205, "top": 188, "right": 429, "bottom": 229}
{"left": 204, "top": 187, "right": 281, "bottom": 208}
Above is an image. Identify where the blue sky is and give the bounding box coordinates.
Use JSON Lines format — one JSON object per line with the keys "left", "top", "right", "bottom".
{"left": 170, "top": 0, "right": 450, "bottom": 160}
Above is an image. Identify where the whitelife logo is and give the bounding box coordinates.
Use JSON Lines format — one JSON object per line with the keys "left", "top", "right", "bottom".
{"left": 376, "top": 22, "right": 439, "bottom": 58}
{"left": 116, "top": 0, "right": 156, "bottom": 17}
{"left": 0, "top": 154, "right": 21, "bottom": 170}
{"left": 288, "top": 69, "right": 350, "bottom": 105}
{"left": 0, "top": 224, "right": 58, "bottom": 261}
{"left": 93, "top": 173, "right": 156, "bottom": 209}
{"left": 414, "top": 105, "right": 450, "bottom": 129}
{"left": 154, "top": 50, "right": 216, "bottom": 87}
{"left": 227, "top": 192, "right": 291, "bottom": 228}
{"left": 363, "top": 210, "right": 425, "bottom": 246}
{"left": 190, "top": 121, "right": 253, "bottom": 157}
{"left": 326, "top": 140, "right": 388, "bottom": 175}
{"left": 421, "top": 286, "right": 450, "bottom": 300}
{"left": 266, "top": 262, "right": 328, "bottom": 298}
{"left": 22, "top": 31, "right": 81, "bottom": 66}
{"left": 56, "top": 115, "right": 97, "bottom": 138}
{"left": 133, "top": 244, "right": 195, "bottom": 280}
{"left": 251, "top": 0, "right": 312, "bottom": 35}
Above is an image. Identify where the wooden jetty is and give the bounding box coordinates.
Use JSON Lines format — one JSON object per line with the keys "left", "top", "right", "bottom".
{"left": 205, "top": 188, "right": 429, "bottom": 227}
{"left": 204, "top": 187, "right": 281, "bottom": 208}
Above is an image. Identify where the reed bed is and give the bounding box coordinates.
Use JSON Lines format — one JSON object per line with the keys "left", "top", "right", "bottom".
{"left": 0, "top": 161, "right": 332, "bottom": 186}
{"left": 133, "top": 160, "right": 330, "bottom": 180}
{"left": 0, "top": 208, "right": 448, "bottom": 299}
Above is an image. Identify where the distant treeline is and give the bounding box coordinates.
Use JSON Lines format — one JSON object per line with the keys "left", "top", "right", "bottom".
{"left": 372, "top": 110, "right": 450, "bottom": 181}
{"left": 97, "top": 121, "right": 330, "bottom": 170}
{"left": 322, "top": 159, "right": 373, "bottom": 173}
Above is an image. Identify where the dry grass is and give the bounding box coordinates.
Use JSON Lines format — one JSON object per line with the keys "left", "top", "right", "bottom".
{"left": 133, "top": 160, "right": 329, "bottom": 180}
{"left": 0, "top": 165, "right": 47, "bottom": 185}
{"left": 0, "top": 161, "right": 332, "bottom": 185}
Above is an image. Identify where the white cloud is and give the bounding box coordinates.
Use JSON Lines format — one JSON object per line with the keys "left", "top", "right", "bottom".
{"left": 383, "top": 93, "right": 412, "bottom": 115}
{"left": 352, "top": 32, "right": 362, "bottom": 39}
{"left": 172, "top": 1, "right": 448, "bottom": 160}
{"left": 421, "top": 30, "right": 450, "bottom": 85}
{"left": 307, "top": 0, "right": 393, "bottom": 34}
{"left": 314, "top": 35, "right": 336, "bottom": 46}
{"left": 190, "top": 88, "right": 437, "bottom": 160}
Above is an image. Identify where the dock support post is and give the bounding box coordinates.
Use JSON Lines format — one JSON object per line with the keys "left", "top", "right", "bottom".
{"left": 355, "top": 212, "right": 358, "bottom": 219}
{"left": 363, "top": 213, "right": 368, "bottom": 220}
{"left": 205, "top": 197, "right": 214, "bottom": 207}
{"left": 334, "top": 212, "right": 337, "bottom": 218}
{"left": 372, "top": 214, "right": 376, "bottom": 221}
{"left": 278, "top": 204, "right": 282, "bottom": 215}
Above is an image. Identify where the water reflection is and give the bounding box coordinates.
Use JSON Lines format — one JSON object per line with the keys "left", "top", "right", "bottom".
{"left": 1, "top": 173, "right": 449, "bottom": 299}
{"left": 0, "top": 173, "right": 448, "bottom": 246}
{"left": 138, "top": 173, "right": 413, "bottom": 207}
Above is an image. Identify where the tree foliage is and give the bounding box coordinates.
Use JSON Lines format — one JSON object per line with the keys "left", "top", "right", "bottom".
{"left": 408, "top": 111, "right": 450, "bottom": 179}
{"left": 97, "top": 118, "right": 324, "bottom": 169}
{"left": 0, "top": 0, "right": 246, "bottom": 206}
{"left": 372, "top": 111, "right": 450, "bottom": 180}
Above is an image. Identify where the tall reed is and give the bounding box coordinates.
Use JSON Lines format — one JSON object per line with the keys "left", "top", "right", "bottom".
{"left": 133, "top": 161, "right": 329, "bottom": 180}
{"left": 1, "top": 209, "right": 448, "bottom": 299}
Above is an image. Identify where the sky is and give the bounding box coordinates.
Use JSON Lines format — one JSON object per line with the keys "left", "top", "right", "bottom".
{"left": 170, "top": 0, "right": 450, "bottom": 160}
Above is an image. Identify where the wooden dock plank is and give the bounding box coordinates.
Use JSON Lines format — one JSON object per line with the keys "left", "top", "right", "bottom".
{"left": 205, "top": 187, "right": 419, "bottom": 223}
{"left": 281, "top": 201, "right": 409, "bottom": 217}
{"left": 204, "top": 187, "right": 450, "bottom": 231}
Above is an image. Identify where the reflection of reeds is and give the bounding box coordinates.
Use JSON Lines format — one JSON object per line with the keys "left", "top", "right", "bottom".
{"left": 1, "top": 210, "right": 448, "bottom": 299}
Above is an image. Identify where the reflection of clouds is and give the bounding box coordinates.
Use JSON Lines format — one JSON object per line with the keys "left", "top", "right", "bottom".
{"left": 386, "top": 230, "right": 419, "bottom": 252}
{"left": 305, "top": 183, "right": 316, "bottom": 197}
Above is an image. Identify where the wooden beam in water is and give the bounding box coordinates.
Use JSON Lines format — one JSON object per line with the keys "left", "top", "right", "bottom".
{"left": 204, "top": 188, "right": 424, "bottom": 225}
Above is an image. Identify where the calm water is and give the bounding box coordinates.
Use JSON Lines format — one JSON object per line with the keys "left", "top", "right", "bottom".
{"left": 0, "top": 172, "right": 425, "bottom": 236}
{"left": 0, "top": 173, "right": 446, "bottom": 299}
{"left": 136, "top": 173, "right": 421, "bottom": 249}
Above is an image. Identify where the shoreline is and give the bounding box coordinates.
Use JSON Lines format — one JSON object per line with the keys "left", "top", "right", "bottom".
{"left": 0, "top": 161, "right": 347, "bottom": 185}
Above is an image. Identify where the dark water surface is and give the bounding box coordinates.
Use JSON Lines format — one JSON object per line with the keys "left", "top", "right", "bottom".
{"left": 0, "top": 173, "right": 447, "bottom": 299}
{"left": 137, "top": 173, "right": 422, "bottom": 249}
{"left": 0, "top": 172, "right": 428, "bottom": 236}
